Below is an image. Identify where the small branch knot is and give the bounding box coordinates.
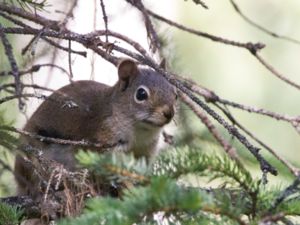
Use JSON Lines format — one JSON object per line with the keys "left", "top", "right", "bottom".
{"left": 246, "top": 42, "right": 265, "bottom": 55}
{"left": 204, "top": 92, "right": 219, "bottom": 103}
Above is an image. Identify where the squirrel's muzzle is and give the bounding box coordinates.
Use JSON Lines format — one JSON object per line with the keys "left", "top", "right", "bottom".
{"left": 160, "top": 104, "right": 175, "bottom": 124}
{"left": 162, "top": 106, "right": 174, "bottom": 123}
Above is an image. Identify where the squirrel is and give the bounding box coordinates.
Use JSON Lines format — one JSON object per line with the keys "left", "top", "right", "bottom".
{"left": 14, "top": 59, "right": 177, "bottom": 197}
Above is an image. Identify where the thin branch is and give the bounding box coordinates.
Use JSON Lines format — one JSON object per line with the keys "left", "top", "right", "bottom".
{"left": 215, "top": 103, "right": 299, "bottom": 177}
{"left": 90, "top": 0, "right": 98, "bottom": 80}
{"left": 0, "top": 126, "right": 127, "bottom": 151}
{"left": 255, "top": 53, "right": 300, "bottom": 91}
{"left": 0, "top": 83, "right": 56, "bottom": 94}
{"left": 0, "top": 10, "right": 86, "bottom": 57}
{"left": 0, "top": 63, "right": 70, "bottom": 78}
{"left": 87, "top": 29, "right": 153, "bottom": 60}
{"left": 3, "top": 26, "right": 119, "bottom": 65}
{"left": 229, "top": 0, "right": 300, "bottom": 46}
{"left": 201, "top": 206, "right": 247, "bottom": 225}
{"left": 43, "top": 37, "right": 87, "bottom": 57}
{"left": 0, "top": 10, "right": 30, "bottom": 28}
{"left": 48, "top": 0, "right": 78, "bottom": 87}
{"left": 183, "top": 78, "right": 300, "bottom": 134}
{"left": 0, "top": 22, "right": 24, "bottom": 109}
{"left": 125, "top": 0, "right": 161, "bottom": 53}
{"left": 269, "top": 175, "right": 300, "bottom": 212}
{"left": 68, "top": 39, "right": 74, "bottom": 81}
{"left": 187, "top": 0, "right": 208, "bottom": 9}
{"left": 21, "top": 27, "right": 45, "bottom": 56}
{"left": 60, "top": 0, "right": 78, "bottom": 28}
{"left": 146, "top": 8, "right": 265, "bottom": 53}
{"left": 99, "top": 0, "right": 108, "bottom": 43}
{"left": 219, "top": 98, "right": 300, "bottom": 125}
{"left": 0, "top": 3, "right": 61, "bottom": 30}
{"left": 0, "top": 93, "right": 46, "bottom": 105}
{"left": 180, "top": 92, "right": 239, "bottom": 160}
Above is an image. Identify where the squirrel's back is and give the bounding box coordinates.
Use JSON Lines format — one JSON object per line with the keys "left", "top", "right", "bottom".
{"left": 24, "top": 80, "right": 112, "bottom": 141}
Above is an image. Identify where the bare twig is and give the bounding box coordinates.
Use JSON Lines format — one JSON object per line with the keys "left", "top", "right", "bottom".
{"left": 0, "top": 23, "right": 24, "bottom": 109}
{"left": 125, "top": 0, "right": 161, "bottom": 54}
{"left": 0, "top": 83, "right": 56, "bottom": 94}
{"left": 269, "top": 175, "right": 300, "bottom": 212}
{"left": 0, "top": 63, "right": 70, "bottom": 78}
{"left": 60, "top": 0, "right": 78, "bottom": 28}
{"left": 87, "top": 29, "right": 153, "bottom": 60}
{"left": 255, "top": 53, "right": 300, "bottom": 91}
{"left": 2, "top": 26, "right": 119, "bottom": 65}
{"left": 0, "top": 10, "right": 32, "bottom": 29}
{"left": 215, "top": 104, "right": 299, "bottom": 177}
{"left": 43, "top": 37, "right": 87, "bottom": 57}
{"left": 0, "top": 3, "right": 60, "bottom": 30}
{"left": 68, "top": 40, "right": 74, "bottom": 82}
{"left": 0, "top": 10, "right": 86, "bottom": 57}
{"left": 0, "top": 126, "right": 126, "bottom": 151}
{"left": 21, "top": 27, "right": 45, "bottom": 56}
{"left": 180, "top": 92, "right": 239, "bottom": 160}
{"left": 0, "top": 93, "right": 46, "bottom": 105}
{"left": 146, "top": 8, "right": 265, "bottom": 53}
{"left": 187, "top": 0, "right": 208, "bottom": 9}
{"left": 99, "top": 0, "right": 109, "bottom": 43}
{"left": 183, "top": 78, "right": 300, "bottom": 134}
{"left": 49, "top": 0, "right": 78, "bottom": 87}
{"left": 90, "top": 0, "right": 98, "bottom": 80}
{"left": 229, "top": 0, "right": 300, "bottom": 46}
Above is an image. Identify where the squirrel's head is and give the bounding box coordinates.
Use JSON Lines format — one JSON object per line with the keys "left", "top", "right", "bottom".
{"left": 114, "top": 59, "right": 177, "bottom": 128}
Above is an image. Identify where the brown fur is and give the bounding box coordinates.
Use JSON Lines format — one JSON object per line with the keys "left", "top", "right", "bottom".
{"left": 14, "top": 59, "right": 177, "bottom": 198}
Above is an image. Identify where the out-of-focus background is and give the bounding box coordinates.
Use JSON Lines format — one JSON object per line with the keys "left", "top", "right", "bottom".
{"left": 173, "top": 0, "right": 300, "bottom": 164}
{"left": 1, "top": 0, "right": 300, "bottom": 195}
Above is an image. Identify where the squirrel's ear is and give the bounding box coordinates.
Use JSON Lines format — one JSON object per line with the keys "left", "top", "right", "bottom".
{"left": 118, "top": 59, "right": 138, "bottom": 91}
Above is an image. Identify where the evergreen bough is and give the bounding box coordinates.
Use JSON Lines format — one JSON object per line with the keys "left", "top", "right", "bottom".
{"left": 0, "top": 202, "right": 23, "bottom": 225}
{"left": 57, "top": 148, "right": 300, "bottom": 225}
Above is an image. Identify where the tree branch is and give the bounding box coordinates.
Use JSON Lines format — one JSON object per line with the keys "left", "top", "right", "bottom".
{"left": 0, "top": 22, "right": 24, "bottom": 109}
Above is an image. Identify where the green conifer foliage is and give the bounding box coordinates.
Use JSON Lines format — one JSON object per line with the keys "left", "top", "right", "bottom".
{"left": 58, "top": 148, "right": 300, "bottom": 225}
{"left": 0, "top": 202, "right": 23, "bottom": 225}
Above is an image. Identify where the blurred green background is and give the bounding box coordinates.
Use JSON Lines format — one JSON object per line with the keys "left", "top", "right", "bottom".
{"left": 171, "top": 0, "right": 300, "bottom": 169}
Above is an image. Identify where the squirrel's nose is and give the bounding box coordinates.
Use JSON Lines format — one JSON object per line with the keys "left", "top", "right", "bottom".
{"left": 163, "top": 106, "right": 174, "bottom": 121}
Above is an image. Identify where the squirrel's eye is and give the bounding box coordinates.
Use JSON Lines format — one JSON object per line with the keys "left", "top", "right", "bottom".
{"left": 134, "top": 86, "right": 150, "bottom": 103}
